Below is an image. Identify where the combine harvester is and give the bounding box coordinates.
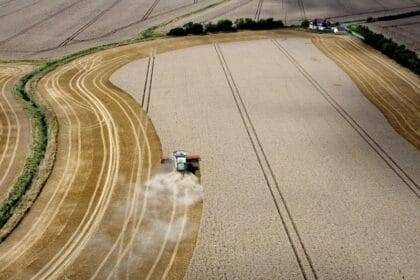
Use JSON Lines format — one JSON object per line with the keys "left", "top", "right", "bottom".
{"left": 161, "top": 150, "right": 200, "bottom": 175}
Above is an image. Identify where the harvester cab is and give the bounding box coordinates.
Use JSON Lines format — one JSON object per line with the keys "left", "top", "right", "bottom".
{"left": 161, "top": 150, "right": 200, "bottom": 175}
{"left": 173, "top": 150, "right": 188, "bottom": 172}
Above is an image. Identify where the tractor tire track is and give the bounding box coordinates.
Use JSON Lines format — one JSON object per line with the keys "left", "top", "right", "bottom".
{"left": 0, "top": 64, "right": 87, "bottom": 276}
{"left": 141, "top": 55, "right": 155, "bottom": 113}
{"left": 32, "top": 55, "right": 128, "bottom": 279}
{"left": 313, "top": 37, "right": 420, "bottom": 148}
{"left": 0, "top": 0, "right": 45, "bottom": 19}
{"left": 79, "top": 54, "right": 153, "bottom": 279}
{"left": 0, "top": 65, "right": 33, "bottom": 201}
{"left": 214, "top": 43, "right": 318, "bottom": 280}
{"left": 35, "top": 0, "right": 200, "bottom": 51}
{"left": 0, "top": 60, "right": 104, "bottom": 272}
{"left": 58, "top": 0, "right": 123, "bottom": 47}
{"left": 142, "top": 0, "right": 162, "bottom": 21}
{"left": 254, "top": 0, "right": 264, "bottom": 21}
{"left": 103, "top": 54, "right": 180, "bottom": 280}
{"left": 201, "top": 0, "right": 254, "bottom": 23}
{"left": 0, "top": 50, "right": 156, "bottom": 278}
{"left": 272, "top": 38, "right": 419, "bottom": 198}
{"left": 145, "top": 56, "right": 155, "bottom": 114}
{"left": 332, "top": 39, "right": 419, "bottom": 133}
{"left": 344, "top": 37, "right": 419, "bottom": 98}
{"left": 297, "top": 0, "right": 306, "bottom": 21}
{"left": 0, "top": 0, "right": 87, "bottom": 46}
{"left": 29, "top": 55, "right": 146, "bottom": 280}
{"left": 62, "top": 53, "right": 152, "bottom": 279}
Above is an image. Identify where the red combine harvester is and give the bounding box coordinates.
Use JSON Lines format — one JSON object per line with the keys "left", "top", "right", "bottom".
{"left": 161, "top": 150, "right": 200, "bottom": 175}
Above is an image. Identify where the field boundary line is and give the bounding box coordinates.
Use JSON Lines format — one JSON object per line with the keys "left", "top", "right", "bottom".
{"left": 214, "top": 43, "right": 318, "bottom": 280}
{"left": 272, "top": 38, "right": 419, "bottom": 198}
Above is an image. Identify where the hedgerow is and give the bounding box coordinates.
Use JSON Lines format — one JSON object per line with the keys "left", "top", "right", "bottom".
{"left": 0, "top": 72, "right": 48, "bottom": 227}
{"left": 167, "top": 18, "right": 284, "bottom": 36}
{"left": 0, "top": 35, "right": 162, "bottom": 237}
{"left": 367, "top": 10, "right": 420, "bottom": 22}
{"left": 351, "top": 25, "right": 420, "bottom": 75}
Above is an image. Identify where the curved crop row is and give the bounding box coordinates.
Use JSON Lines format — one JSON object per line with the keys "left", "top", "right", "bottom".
{"left": 0, "top": 34, "right": 162, "bottom": 241}
{"left": 0, "top": 65, "right": 56, "bottom": 240}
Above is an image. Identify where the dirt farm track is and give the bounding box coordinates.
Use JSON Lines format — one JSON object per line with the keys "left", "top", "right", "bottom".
{"left": 0, "top": 14, "right": 420, "bottom": 280}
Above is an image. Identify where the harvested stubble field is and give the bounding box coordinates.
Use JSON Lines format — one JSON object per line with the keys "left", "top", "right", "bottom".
{"left": 2, "top": 0, "right": 420, "bottom": 60}
{"left": 0, "top": 0, "right": 222, "bottom": 60}
{"left": 0, "top": 64, "right": 34, "bottom": 201}
{"left": 167, "top": 0, "right": 420, "bottom": 29}
{"left": 111, "top": 31, "right": 419, "bottom": 279}
{"left": 0, "top": 29, "right": 418, "bottom": 279}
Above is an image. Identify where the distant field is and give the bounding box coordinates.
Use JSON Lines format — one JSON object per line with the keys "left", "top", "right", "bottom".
{"left": 368, "top": 15, "right": 420, "bottom": 54}
{"left": 0, "top": 0, "right": 220, "bottom": 59}
{"left": 1, "top": 0, "right": 420, "bottom": 60}
{"left": 168, "top": 0, "right": 420, "bottom": 28}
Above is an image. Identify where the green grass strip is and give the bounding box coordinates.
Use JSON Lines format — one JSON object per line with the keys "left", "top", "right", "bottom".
{"left": 0, "top": 0, "right": 231, "bottom": 237}
{"left": 0, "top": 70, "right": 49, "bottom": 228}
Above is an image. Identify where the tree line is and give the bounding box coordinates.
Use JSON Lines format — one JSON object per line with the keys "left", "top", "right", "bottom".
{"left": 352, "top": 25, "right": 419, "bottom": 75}
{"left": 167, "top": 18, "right": 284, "bottom": 36}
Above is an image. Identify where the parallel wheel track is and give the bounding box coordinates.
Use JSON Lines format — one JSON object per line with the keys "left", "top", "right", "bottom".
{"left": 297, "top": 0, "right": 306, "bottom": 21}
{"left": 272, "top": 38, "right": 419, "bottom": 198}
{"left": 254, "top": 0, "right": 264, "bottom": 20}
{"left": 142, "top": 0, "right": 162, "bottom": 21}
{"left": 202, "top": 0, "right": 254, "bottom": 23}
{"left": 214, "top": 43, "right": 318, "bottom": 280}
{"left": 58, "top": 0, "right": 123, "bottom": 47}
{"left": 0, "top": 0, "right": 86, "bottom": 46}
{"left": 141, "top": 55, "right": 155, "bottom": 113}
